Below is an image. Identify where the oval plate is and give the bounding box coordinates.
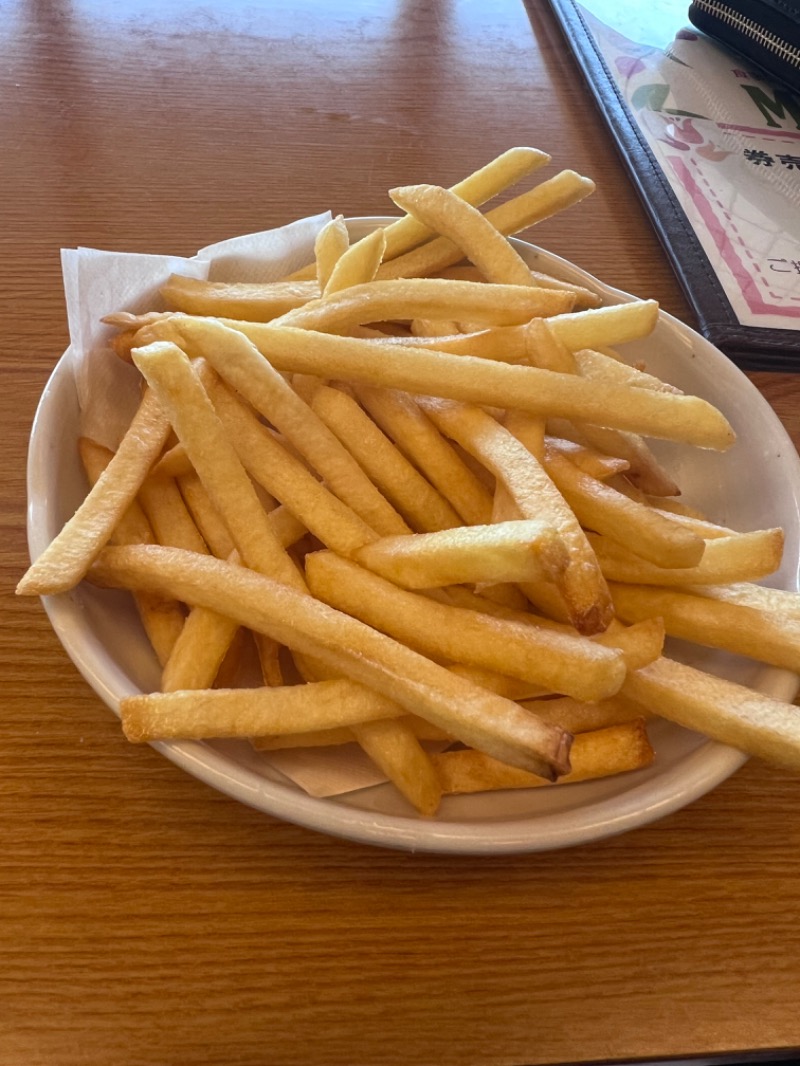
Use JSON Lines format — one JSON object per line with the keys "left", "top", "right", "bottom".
{"left": 26, "top": 219, "right": 800, "bottom": 854}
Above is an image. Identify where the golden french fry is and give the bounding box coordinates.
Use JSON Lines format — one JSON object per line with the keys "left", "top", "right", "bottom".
{"left": 181, "top": 465, "right": 307, "bottom": 552}
{"left": 376, "top": 146, "right": 551, "bottom": 262}
{"left": 285, "top": 647, "right": 445, "bottom": 811}
{"left": 211, "top": 322, "right": 736, "bottom": 450}
{"left": 686, "top": 581, "right": 800, "bottom": 621}
{"left": 433, "top": 584, "right": 663, "bottom": 672}
{"left": 433, "top": 719, "right": 654, "bottom": 794}
{"left": 162, "top": 604, "right": 240, "bottom": 692}
{"left": 445, "top": 663, "right": 548, "bottom": 701}
{"left": 121, "top": 677, "right": 407, "bottom": 742}
{"left": 545, "top": 436, "right": 630, "bottom": 480}
{"left": 589, "top": 528, "right": 784, "bottom": 586}
{"left": 610, "top": 582, "right": 800, "bottom": 673}
{"left": 519, "top": 695, "right": 646, "bottom": 734}
{"left": 432, "top": 264, "right": 601, "bottom": 309}
{"left": 309, "top": 385, "right": 462, "bottom": 532}
{"left": 132, "top": 342, "right": 305, "bottom": 591}
{"left": 305, "top": 550, "right": 626, "bottom": 702}
{"left": 597, "top": 617, "right": 665, "bottom": 672}
{"left": 277, "top": 278, "right": 575, "bottom": 333}
{"left": 503, "top": 407, "right": 545, "bottom": 462}
{"left": 91, "top": 544, "right": 573, "bottom": 781}
{"left": 17, "top": 388, "right": 171, "bottom": 597}
{"left": 354, "top": 519, "right": 569, "bottom": 588}
{"left": 314, "top": 214, "right": 350, "bottom": 290}
{"left": 78, "top": 437, "right": 185, "bottom": 667}
{"left": 389, "top": 183, "right": 541, "bottom": 287}
{"left": 161, "top": 275, "right": 318, "bottom": 320}
{"left": 324, "top": 227, "right": 385, "bottom": 295}
{"left": 350, "top": 717, "right": 442, "bottom": 816}
{"left": 623, "top": 657, "right": 800, "bottom": 771}
{"left": 353, "top": 321, "right": 550, "bottom": 364}
{"left": 545, "top": 301, "right": 660, "bottom": 352}
{"left": 177, "top": 472, "right": 236, "bottom": 559}
{"left": 573, "top": 347, "right": 682, "bottom": 394}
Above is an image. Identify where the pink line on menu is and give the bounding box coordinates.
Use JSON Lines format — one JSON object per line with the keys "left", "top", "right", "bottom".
{"left": 668, "top": 155, "right": 800, "bottom": 319}
{"left": 717, "top": 123, "right": 800, "bottom": 141}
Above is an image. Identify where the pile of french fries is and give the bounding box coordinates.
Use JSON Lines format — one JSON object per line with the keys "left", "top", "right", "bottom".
{"left": 18, "top": 146, "right": 800, "bottom": 818}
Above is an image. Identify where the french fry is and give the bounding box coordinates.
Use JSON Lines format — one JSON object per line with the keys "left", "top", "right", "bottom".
{"left": 376, "top": 146, "right": 551, "bottom": 261}
{"left": 137, "top": 474, "right": 209, "bottom": 555}
{"left": 252, "top": 716, "right": 452, "bottom": 750}
{"left": 304, "top": 550, "right": 626, "bottom": 702}
{"left": 431, "top": 264, "right": 602, "bottom": 309}
{"left": 433, "top": 719, "right": 654, "bottom": 794}
{"left": 389, "top": 183, "right": 542, "bottom": 287}
{"left": 278, "top": 278, "right": 575, "bottom": 333}
{"left": 549, "top": 419, "right": 680, "bottom": 497}
{"left": 121, "top": 677, "right": 408, "bottom": 742}
{"left": 573, "top": 347, "right": 682, "bottom": 394}
{"left": 207, "top": 322, "right": 736, "bottom": 450}
{"left": 545, "top": 301, "right": 660, "bottom": 352}
{"left": 686, "top": 581, "right": 800, "bottom": 621}
{"left": 78, "top": 438, "right": 185, "bottom": 667}
{"left": 432, "top": 584, "right": 663, "bottom": 672}
{"left": 623, "top": 657, "right": 800, "bottom": 771}
{"left": 161, "top": 275, "right": 318, "bottom": 321}
{"left": 518, "top": 695, "right": 646, "bottom": 734}
{"left": 286, "top": 647, "right": 446, "bottom": 811}
{"left": 610, "top": 582, "right": 800, "bottom": 673}
{"left": 589, "top": 528, "right": 784, "bottom": 586}
{"left": 91, "top": 544, "right": 573, "bottom": 783}
{"left": 314, "top": 214, "right": 350, "bottom": 291}
{"left": 545, "top": 437, "right": 630, "bottom": 480}
{"left": 350, "top": 717, "right": 443, "bottom": 816}
{"left": 353, "top": 520, "right": 569, "bottom": 588}
{"left": 17, "top": 387, "right": 171, "bottom": 597}
{"left": 324, "top": 227, "right": 385, "bottom": 295}
{"left": 180, "top": 466, "right": 307, "bottom": 553}
{"left": 177, "top": 472, "right": 236, "bottom": 559}
{"left": 162, "top": 602, "right": 241, "bottom": 692}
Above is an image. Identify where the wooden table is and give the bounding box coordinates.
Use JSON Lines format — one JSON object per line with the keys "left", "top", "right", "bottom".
{"left": 4, "top": 2, "right": 800, "bottom": 1064}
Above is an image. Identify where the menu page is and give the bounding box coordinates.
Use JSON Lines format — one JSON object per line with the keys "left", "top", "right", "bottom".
{"left": 544, "top": 0, "right": 800, "bottom": 367}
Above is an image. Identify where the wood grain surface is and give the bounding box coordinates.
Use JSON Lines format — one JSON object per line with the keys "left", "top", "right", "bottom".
{"left": 3, "top": 2, "right": 800, "bottom": 1064}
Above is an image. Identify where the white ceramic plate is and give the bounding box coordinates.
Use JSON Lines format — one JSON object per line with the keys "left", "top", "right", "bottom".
{"left": 26, "top": 219, "right": 800, "bottom": 854}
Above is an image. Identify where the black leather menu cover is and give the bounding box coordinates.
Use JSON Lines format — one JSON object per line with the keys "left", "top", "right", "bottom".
{"left": 538, "top": 0, "right": 800, "bottom": 371}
